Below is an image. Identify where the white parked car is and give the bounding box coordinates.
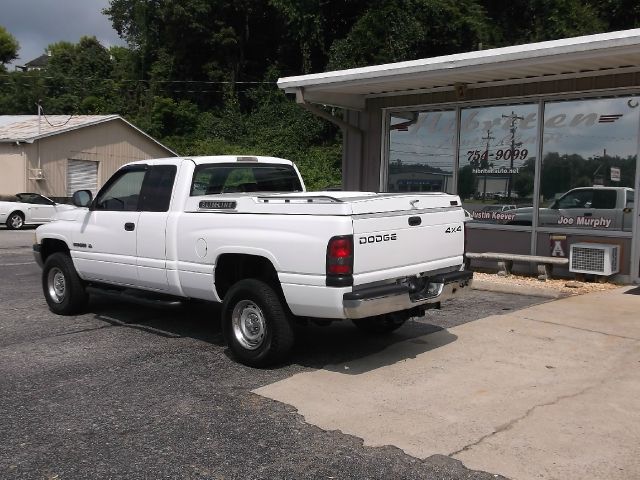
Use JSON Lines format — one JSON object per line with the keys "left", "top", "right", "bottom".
{"left": 0, "top": 193, "right": 77, "bottom": 230}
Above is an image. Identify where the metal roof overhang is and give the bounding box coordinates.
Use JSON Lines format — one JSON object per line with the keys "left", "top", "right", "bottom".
{"left": 278, "top": 29, "right": 640, "bottom": 110}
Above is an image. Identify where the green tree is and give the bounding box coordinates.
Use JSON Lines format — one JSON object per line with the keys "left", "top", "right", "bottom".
{"left": 591, "top": 0, "right": 640, "bottom": 30}
{"left": 514, "top": 172, "right": 534, "bottom": 199}
{"left": 482, "top": 0, "right": 605, "bottom": 46}
{"left": 42, "top": 37, "right": 114, "bottom": 113}
{"left": 457, "top": 165, "right": 476, "bottom": 199}
{"left": 0, "top": 26, "right": 19, "bottom": 70}
{"left": 328, "top": 0, "right": 490, "bottom": 69}
{"left": 105, "top": 0, "right": 282, "bottom": 86}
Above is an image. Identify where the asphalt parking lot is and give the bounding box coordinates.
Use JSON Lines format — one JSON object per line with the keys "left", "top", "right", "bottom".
{"left": 0, "top": 226, "right": 547, "bottom": 479}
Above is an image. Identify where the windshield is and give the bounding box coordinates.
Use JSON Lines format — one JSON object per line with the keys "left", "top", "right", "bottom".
{"left": 16, "top": 193, "right": 52, "bottom": 204}
{"left": 191, "top": 163, "right": 303, "bottom": 195}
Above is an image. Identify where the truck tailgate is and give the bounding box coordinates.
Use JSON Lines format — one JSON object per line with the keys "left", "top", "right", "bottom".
{"left": 351, "top": 194, "right": 465, "bottom": 282}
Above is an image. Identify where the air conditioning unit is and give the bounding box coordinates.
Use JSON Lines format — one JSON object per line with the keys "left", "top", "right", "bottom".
{"left": 29, "top": 168, "right": 45, "bottom": 180}
{"left": 569, "top": 242, "right": 620, "bottom": 276}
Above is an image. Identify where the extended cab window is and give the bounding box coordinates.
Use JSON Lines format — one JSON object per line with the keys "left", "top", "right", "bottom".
{"left": 139, "top": 165, "right": 177, "bottom": 212}
{"left": 591, "top": 190, "right": 617, "bottom": 209}
{"left": 191, "top": 163, "right": 302, "bottom": 195}
{"left": 94, "top": 168, "right": 146, "bottom": 211}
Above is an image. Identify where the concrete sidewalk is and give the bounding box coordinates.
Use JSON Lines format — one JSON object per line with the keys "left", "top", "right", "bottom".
{"left": 255, "top": 287, "right": 640, "bottom": 480}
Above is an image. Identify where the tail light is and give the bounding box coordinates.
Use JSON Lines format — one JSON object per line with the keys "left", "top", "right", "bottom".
{"left": 326, "top": 235, "right": 353, "bottom": 286}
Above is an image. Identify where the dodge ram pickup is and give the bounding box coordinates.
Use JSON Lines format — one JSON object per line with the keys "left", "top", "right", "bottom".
{"left": 34, "top": 156, "right": 472, "bottom": 367}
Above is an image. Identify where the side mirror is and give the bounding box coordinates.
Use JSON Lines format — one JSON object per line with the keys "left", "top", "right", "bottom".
{"left": 72, "top": 190, "right": 93, "bottom": 208}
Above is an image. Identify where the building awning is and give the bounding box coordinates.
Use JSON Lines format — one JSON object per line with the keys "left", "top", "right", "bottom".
{"left": 278, "top": 29, "right": 640, "bottom": 110}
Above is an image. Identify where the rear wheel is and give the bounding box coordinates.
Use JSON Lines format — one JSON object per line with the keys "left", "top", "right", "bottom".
{"left": 352, "top": 313, "right": 407, "bottom": 334}
{"left": 6, "top": 211, "right": 24, "bottom": 230}
{"left": 222, "top": 279, "right": 294, "bottom": 367}
{"left": 42, "top": 253, "right": 88, "bottom": 315}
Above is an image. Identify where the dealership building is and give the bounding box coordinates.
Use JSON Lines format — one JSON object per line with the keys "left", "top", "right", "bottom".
{"left": 279, "top": 29, "right": 640, "bottom": 283}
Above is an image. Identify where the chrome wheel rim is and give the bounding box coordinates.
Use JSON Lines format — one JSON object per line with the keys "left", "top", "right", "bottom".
{"left": 10, "top": 215, "right": 23, "bottom": 229}
{"left": 47, "top": 267, "right": 66, "bottom": 303}
{"left": 231, "top": 300, "right": 266, "bottom": 350}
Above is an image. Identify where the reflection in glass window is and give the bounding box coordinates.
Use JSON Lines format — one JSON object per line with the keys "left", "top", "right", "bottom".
{"left": 457, "top": 104, "right": 538, "bottom": 224}
{"left": 388, "top": 110, "right": 455, "bottom": 193}
{"left": 538, "top": 96, "right": 639, "bottom": 231}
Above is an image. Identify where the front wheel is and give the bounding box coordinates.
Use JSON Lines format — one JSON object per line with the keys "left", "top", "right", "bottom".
{"left": 352, "top": 313, "right": 407, "bottom": 334}
{"left": 42, "top": 253, "right": 88, "bottom": 315}
{"left": 221, "top": 279, "right": 294, "bottom": 368}
{"left": 6, "top": 212, "right": 24, "bottom": 230}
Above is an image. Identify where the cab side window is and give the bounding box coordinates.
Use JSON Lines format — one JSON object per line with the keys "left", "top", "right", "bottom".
{"left": 557, "top": 190, "right": 593, "bottom": 209}
{"left": 139, "top": 166, "right": 177, "bottom": 212}
{"left": 94, "top": 168, "right": 146, "bottom": 211}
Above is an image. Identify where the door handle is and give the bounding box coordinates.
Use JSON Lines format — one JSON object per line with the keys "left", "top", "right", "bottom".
{"left": 124, "top": 222, "right": 135, "bottom": 231}
{"left": 583, "top": 212, "right": 592, "bottom": 217}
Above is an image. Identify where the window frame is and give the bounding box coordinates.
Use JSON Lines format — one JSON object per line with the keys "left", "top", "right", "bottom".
{"left": 91, "top": 165, "right": 148, "bottom": 212}
{"left": 189, "top": 162, "right": 303, "bottom": 196}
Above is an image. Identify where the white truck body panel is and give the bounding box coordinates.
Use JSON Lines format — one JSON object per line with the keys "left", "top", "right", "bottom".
{"left": 35, "top": 156, "right": 471, "bottom": 320}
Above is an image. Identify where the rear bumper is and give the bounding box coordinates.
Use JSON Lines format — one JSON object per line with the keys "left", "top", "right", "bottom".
{"left": 343, "top": 270, "right": 473, "bottom": 319}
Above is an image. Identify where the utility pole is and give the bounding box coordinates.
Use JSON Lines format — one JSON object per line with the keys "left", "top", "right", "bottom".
{"left": 36, "top": 100, "right": 43, "bottom": 173}
{"left": 502, "top": 111, "right": 523, "bottom": 199}
{"left": 481, "top": 128, "right": 494, "bottom": 201}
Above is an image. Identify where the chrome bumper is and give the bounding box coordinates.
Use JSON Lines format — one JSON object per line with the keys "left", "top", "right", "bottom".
{"left": 343, "top": 270, "right": 473, "bottom": 319}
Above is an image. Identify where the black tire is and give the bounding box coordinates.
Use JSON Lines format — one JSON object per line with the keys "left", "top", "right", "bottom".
{"left": 42, "top": 252, "right": 88, "bottom": 315}
{"left": 352, "top": 313, "right": 407, "bottom": 334}
{"left": 6, "top": 211, "right": 24, "bottom": 230}
{"left": 221, "top": 279, "right": 294, "bottom": 368}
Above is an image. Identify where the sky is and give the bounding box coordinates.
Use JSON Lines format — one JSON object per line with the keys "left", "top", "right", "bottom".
{"left": 3, "top": 0, "right": 125, "bottom": 67}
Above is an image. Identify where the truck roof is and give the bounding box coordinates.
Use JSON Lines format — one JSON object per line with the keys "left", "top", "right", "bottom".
{"left": 569, "top": 186, "right": 634, "bottom": 191}
{"left": 125, "top": 155, "right": 295, "bottom": 167}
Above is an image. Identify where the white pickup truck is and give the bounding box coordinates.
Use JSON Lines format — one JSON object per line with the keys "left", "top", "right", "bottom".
{"left": 506, "top": 186, "right": 635, "bottom": 230}
{"left": 34, "top": 156, "right": 472, "bottom": 366}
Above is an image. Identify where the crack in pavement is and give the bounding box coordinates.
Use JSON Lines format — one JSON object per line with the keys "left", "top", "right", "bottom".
{"left": 0, "top": 319, "right": 184, "bottom": 351}
{"left": 447, "top": 377, "right": 610, "bottom": 458}
{"left": 521, "top": 316, "right": 640, "bottom": 341}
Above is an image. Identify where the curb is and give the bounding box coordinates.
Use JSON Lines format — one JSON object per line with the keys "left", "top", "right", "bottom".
{"left": 472, "top": 278, "right": 564, "bottom": 299}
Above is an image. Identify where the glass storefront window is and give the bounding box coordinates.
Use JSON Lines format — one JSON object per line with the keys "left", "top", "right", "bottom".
{"left": 457, "top": 104, "right": 539, "bottom": 225}
{"left": 387, "top": 110, "right": 456, "bottom": 193}
{"left": 538, "top": 96, "right": 639, "bottom": 231}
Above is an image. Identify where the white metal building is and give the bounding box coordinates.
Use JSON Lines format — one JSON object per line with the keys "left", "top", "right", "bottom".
{"left": 0, "top": 115, "right": 176, "bottom": 200}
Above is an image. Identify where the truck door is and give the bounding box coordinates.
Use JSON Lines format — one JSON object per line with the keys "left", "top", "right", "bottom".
{"left": 72, "top": 166, "right": 146, "bottom": 285}
{"left": 136, "top": 165, "right": 177, "bottom": 291}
